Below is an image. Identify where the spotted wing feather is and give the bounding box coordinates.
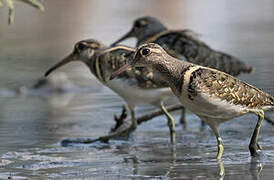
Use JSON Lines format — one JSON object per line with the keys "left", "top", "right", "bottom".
{"left": 188, "top": 67, "right": 274, "bottom": 109}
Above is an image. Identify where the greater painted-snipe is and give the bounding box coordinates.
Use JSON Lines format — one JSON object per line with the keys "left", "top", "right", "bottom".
{"left": 110, "top": 43, "right": 274, "bottom": 159}
{"left": 45, "top": 39, "right": 180, "bottom": 143}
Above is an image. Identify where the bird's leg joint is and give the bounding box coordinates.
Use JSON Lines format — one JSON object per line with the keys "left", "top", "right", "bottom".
{"left": 248, "top": 109, "right": 264, "bottom": 157}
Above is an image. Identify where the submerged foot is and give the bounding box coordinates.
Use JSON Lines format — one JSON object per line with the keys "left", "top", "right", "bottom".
{"left": 249, "top": 143, "right": 263, "bottom": 157}
{"left": 111, "top": 105, "right": 128, "bottom": 132}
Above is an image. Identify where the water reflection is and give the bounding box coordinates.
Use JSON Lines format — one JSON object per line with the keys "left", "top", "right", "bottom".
{"left": 115, "top": 143, "right": 267, "bottom": 180}
{"left": 250, "top": 156, "right": 264, "bottom": 180}
{"left": 114, "top": 142, "right": 227, "bottom": 179}
{"left": 164, "top": 145, "right": 176, "bottom": 177}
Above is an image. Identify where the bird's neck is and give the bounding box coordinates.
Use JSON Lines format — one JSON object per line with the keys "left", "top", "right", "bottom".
{"left": 85, "top": 57, "right": 102, "bottom": 80}
{"left": 151, "top": 56, "right": 192, "bottom": 97}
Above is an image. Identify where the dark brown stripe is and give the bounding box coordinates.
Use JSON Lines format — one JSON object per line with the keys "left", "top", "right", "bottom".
{"left": 187, "top": 68, "right": 203, "bottom": 100}
{"left": 89, "top": 56, "right": 99, "bottom": 79}
{"left": 94, "top": 55, "right": 102, "bottom": 80}
{"left": 176, "top": 64, "right": 194, "bottom": 94}
{"left": 98, "top": 56, "right": 105, "bottom": 82}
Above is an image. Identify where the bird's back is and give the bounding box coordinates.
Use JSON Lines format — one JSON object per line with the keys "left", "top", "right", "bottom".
{"left": 185, "top": 66, "right": 274, "bottom": 111}
{"left": 143, "top": 30, "right": 253, "bottom": 76}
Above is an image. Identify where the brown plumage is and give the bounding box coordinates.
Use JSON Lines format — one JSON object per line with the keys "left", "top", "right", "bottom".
{"left": 110, "top": 43, "right": 274, "bottom": 159}
{"left": 111, "top": 16, "right": 255, "bottom": 127}
{"left": 111, "top": 16, "right": 253, "bottom": 76}
{"left": 188, "top": 67, "right": 274, "bottom": 109}
{"left": 95, "top": 46, "right": 163, "bottom": 89}
{"left": 144, "top": 30, "right": 253, "bottom": 76}
{"left": 45, "top": 39, "right": 181, "bottom": 143}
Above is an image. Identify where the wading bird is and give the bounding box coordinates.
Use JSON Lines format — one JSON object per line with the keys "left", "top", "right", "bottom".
{"left": 110, "top": 43, "right": 274, "bottom": 159}
{"left": 45, "top": 39, "right": 179, "bottom": 142}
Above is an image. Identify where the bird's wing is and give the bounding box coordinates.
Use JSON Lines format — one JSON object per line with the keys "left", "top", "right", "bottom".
{"left": 188, "top": 66, "right": 274, "bottom": 109}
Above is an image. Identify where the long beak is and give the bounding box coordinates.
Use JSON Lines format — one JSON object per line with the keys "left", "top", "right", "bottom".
{"left": 109, "top": 64, "right": 132, "bottom": 80}
{"left": 110, "top": 28, "right": 135, "bottom": 46}
{"left": 44, "top": 53, "right": 76, "bottom": 77}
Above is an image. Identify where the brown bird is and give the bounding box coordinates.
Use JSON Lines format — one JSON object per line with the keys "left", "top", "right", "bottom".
{"left": 111, "top": 16, "right": 253, "bottom": 76}
{"left": 111, "top": 16, "right": 253, "bottom": 123}
{"left": 110, "top": 43, "right": 274, "bottom": 159}
{"left": 45, "top": 39, "right": 179, "bottom": 143}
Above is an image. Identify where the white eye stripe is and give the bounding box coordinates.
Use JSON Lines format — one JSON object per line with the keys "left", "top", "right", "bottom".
{"left": 150, "top": 48, "right": 162, "bottom": 54}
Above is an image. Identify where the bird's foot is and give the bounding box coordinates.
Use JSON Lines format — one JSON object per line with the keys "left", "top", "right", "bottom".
{"left": 249, "top": 143, "right": 263, "bottom": 157}
{"left": 111, "top": 105, "right": 128, "bottom": 132}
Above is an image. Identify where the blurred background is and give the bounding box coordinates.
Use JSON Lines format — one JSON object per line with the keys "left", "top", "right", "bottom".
{"left": 0, "top": 0, "right": 274, "bottom": 179}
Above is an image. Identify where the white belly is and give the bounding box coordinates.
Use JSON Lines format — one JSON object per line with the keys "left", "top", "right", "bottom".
{"left": 179, "top": 92, "right": 248, "bottom": 122}
{"left": 105, "top": 78, "right": 176, "bottom": 108}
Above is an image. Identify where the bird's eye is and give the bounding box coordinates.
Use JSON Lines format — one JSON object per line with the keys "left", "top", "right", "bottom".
{"left": 135, "top": 21, "right": 142, "bottom": 28}
{"left": 135, "top": 20, "right": 148, "bottom": 28}
{"left": 141, "top": 48, "right": 150, "bottom": 56}
{"left": 76, "top": 43, "right": 86, "bottom": 51}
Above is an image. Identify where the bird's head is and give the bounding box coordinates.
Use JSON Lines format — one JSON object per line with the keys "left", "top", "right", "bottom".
{"left": 111, "top": 16, "right": 167, "bottom": 46}
{"left": 110, "top": 43, "right": 166, "bottom": 80}
{"left": 45, "top": 39, "right": 104, "bottom": 77}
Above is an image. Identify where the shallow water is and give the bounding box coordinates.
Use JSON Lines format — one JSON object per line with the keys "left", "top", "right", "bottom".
{"left": 1, "top": 0, "right": 274, "bottom": 179}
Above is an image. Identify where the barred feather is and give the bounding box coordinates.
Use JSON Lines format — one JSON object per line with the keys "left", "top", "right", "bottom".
{"left": 188, "top": 67, "right": 273, "bottom": 110}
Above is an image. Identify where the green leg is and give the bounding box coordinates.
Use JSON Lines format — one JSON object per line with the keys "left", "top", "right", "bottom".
{"left": 209, "top": 124, "right": 224, "bottom": 160}
{"left": 179, "top": 107, "right": 186, "bottom": 128}
{"left": 161, "top": 102, "right": 176, "bottom": 144}
{"left": 249, "top": 109, "right": 264, "bottom": 157}
{"left": 129, "top": 106, "right": 137, "bottom": 130}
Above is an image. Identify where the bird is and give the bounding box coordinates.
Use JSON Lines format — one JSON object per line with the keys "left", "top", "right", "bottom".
{"left": 111, "top": 16, "right": 252, "bottom": 76}
{"left": 110, "top": 43, "right": 274, "bottom": 159}
{"left": 44, "top": 39, "right": 179, "bottom": 143}
{"left": 111, "top": 16, "right": 253, "bottom": 124}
